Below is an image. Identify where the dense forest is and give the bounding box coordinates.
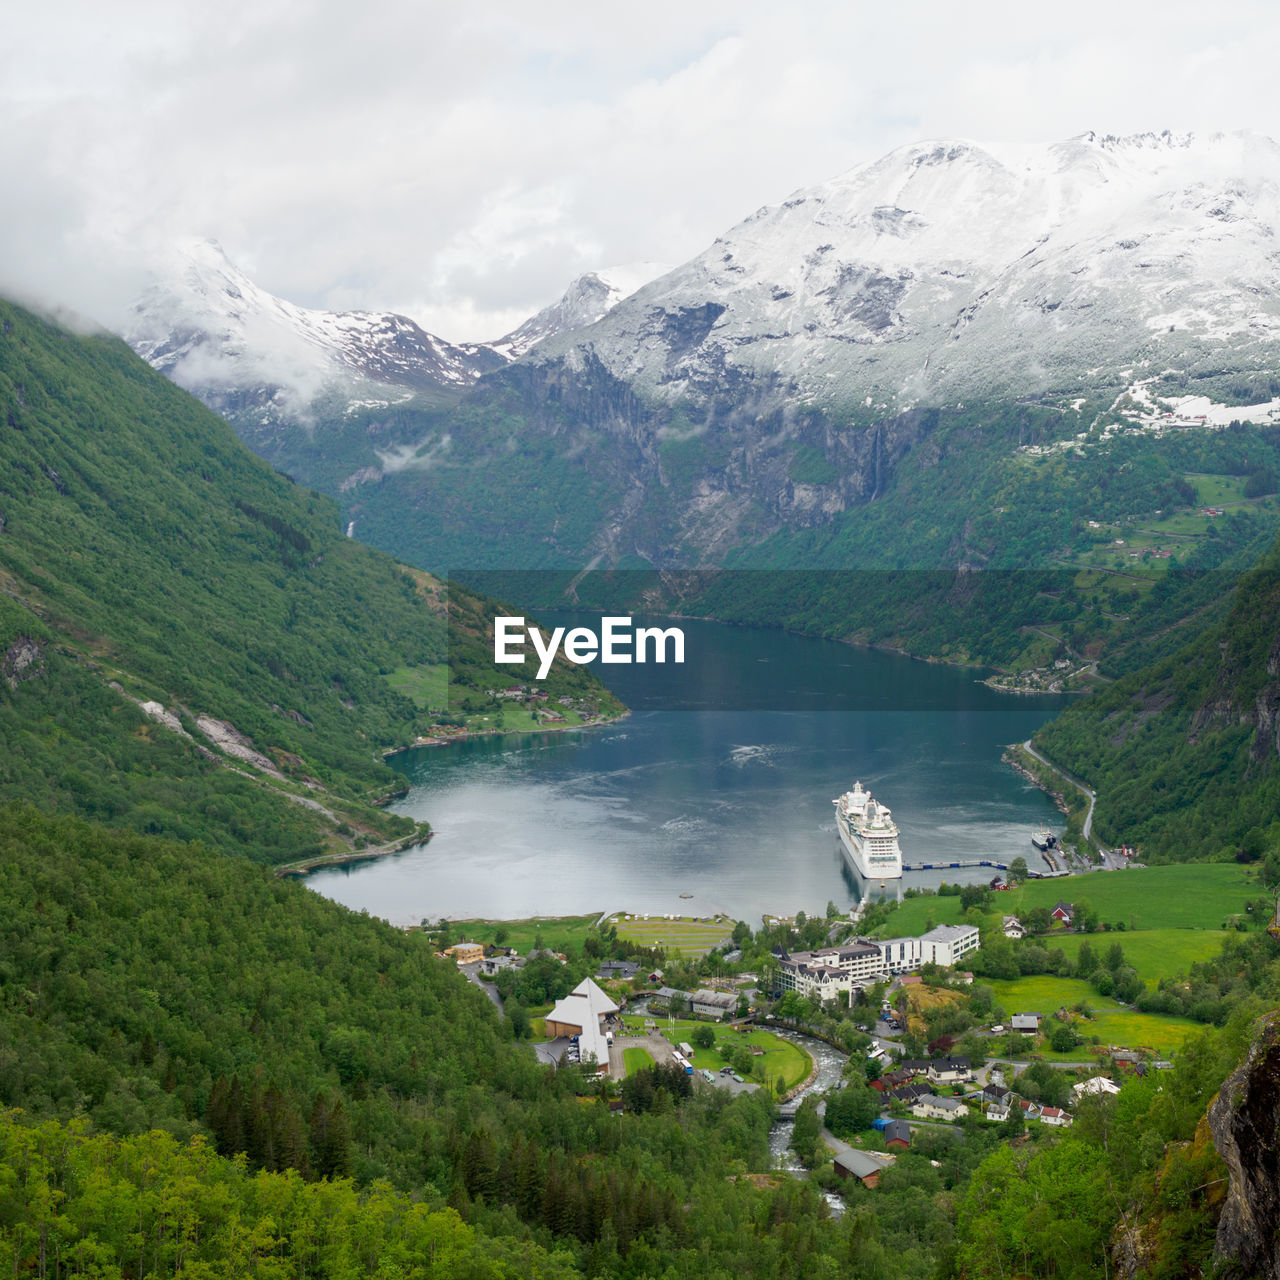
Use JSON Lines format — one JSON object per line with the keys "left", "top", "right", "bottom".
{"left": 0, "top": 299, "right": 620, "bottom": 862}
{"left": 1035, "top": 540, "right": 1280, "bottom": 861}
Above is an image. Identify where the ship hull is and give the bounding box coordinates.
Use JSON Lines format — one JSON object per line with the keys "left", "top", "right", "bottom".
{"left": 836, "top": 817, "right": 903, "bottom": 880}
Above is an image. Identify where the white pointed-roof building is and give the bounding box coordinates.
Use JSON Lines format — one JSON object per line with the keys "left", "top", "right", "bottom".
{"left": 545, "top": 978, "right": 620, "bottom": 1072}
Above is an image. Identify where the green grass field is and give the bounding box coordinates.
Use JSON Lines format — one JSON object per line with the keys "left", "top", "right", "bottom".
{"left": 691, "top": 1028, "right": 810, "bottom": 1092}
{"left": 1186, "top": 473, "right": 1249, "bottom": 506}
{"left": 614, "top": 915, "right": 735, "bottom": 958}
{"left": 1051, "top": 929, "right": 1231, "bottom": 984}
{"left": 871, "top": 895, "right": 968, "bottom": 938}
{"left": 1002, "top": 864, "right": 1257, "bottom": 930}
{"left": 385, "top": 664, "right": 448, "bottom": 710}
{"left": 487, "top": 702, "right": 589, "bottom": 732}
{"left": 447, "top": 914, "right": 601, "bottom": 953}
{"left": 875, "top": 864, "right": 1258, "bottom": 942}
{"left": 623, "top": 1046, "right": 655, "bottom": 1076}
{"left": 987, "top": 975, "right": 1200, "bottom": 1055}
{"left": 625, "top": 1019, "right": 810, "bottom": 1092}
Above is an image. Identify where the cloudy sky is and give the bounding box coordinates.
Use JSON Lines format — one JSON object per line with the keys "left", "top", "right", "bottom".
{"left": 4, "top": 0, "right": 1280, "bottom": 340}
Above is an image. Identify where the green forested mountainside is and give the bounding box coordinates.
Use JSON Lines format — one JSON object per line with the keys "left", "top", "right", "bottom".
{"left": 255, "top": 389, "right": 1280, "bottom": 581}
{"left": 1034, "top": 543, "right": 1280, "bottom": 862}
{"left": 0, "top": 806, "right": 849, "bottom": 1279}
{"left": 0, "top": 1115, "right": 581, "bottom": 1280}
{"left": 455, "top": 414, "right": 1279, "bottom": 687}
{"left": 0, "top": 299, "right": 618, "bottom": 860}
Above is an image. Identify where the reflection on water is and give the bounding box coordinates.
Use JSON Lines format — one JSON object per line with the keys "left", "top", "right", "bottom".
{"left": 308, "top": 625, "right": 1065, "bottom": 926}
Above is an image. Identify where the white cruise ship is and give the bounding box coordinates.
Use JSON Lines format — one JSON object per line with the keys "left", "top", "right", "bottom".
{"left": 833, "top": 780, "right": 904, "bottom": 880}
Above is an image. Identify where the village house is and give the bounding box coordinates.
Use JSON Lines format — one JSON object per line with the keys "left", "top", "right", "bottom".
{"left": 1039, "top": 1106, "right": 1072, "bottom": 1127}
{"left": 1011, "top": 1012, "right": 1042, "bottom": 1032}
{"left": 985, "top": 1102, "right": 1011, "bottom": 1122}
{"left": 982, "top": 1084, "right": 1013, "bottom": 1108}
{"left": 650, "top": 986, "right": 692, "bottom": 1010}
{"left": 442, "top": 942, "right": 484, "bottom": 965}
{"left": 891, "top": 1082, "right": 934, "bottom": 1105}
{"left": 927, "top": 1057, "right": 971, "bottom": 1086}
{"left": 884, "top": 1119, "right": 912, "bottom": 1149}
{"left": 692, "top": 988, "right": 737, "bottom": 1019}
{"left": 596, "top": 960, "right": 640, "bottom": 980}
{"left": 833, "top": 1149, "right": 895, "bottom": 1188}
{"left": 480, "top": 953, "right": 519, "bottom": 977}
{"left": 911, "top": 1095, "right": 969, "bottom": 1120}
{"left": 1002, "top": 915, "right": 1025, "bottom": 939}
{"left": 1051, "top": 902, "right": 1075, "bottom": 925}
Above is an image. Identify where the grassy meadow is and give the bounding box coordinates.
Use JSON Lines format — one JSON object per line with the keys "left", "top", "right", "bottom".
{"left": 617, "top": 1017, "right": 810, "bottom": 1092}
{"left": 447, "top": 914, "right": 602, "bottom": 952}
{"left": 987, "top": 975, "right": 1201, "bottom": 1056}
{"left": 875, "top": 863, "right": 1258, "bottom": 940}
{"left": 1051, "top": 928, "right": 1232, "bottom": 984}
{"left": 614, "top": 915, "right": 736, "bottom": 958}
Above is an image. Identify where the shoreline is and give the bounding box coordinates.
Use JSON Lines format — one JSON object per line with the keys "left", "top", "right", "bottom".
{"left": 275, "top": 826, "right": 432, "bottom": 878}
{"left": 1003, "top": 746, "right": 1073, "bottom": 818}
{"left": 382, "top": 708, "right": 630, "bottom": 758}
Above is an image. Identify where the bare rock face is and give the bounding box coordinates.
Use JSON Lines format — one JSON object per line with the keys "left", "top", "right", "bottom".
{"left": 1209, "top": 1015, "right": 1280, "bottom": 1279}
{"left": 2, "top": 636, "right": 43, "bottom": 689}
{"left": 1111, "top": 1213, "right": 1161, "bottom": 1280}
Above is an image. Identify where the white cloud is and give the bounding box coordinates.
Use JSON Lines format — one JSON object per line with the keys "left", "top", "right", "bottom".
{"left": 4, "top": 0, "right": 1280, "bottom": 340}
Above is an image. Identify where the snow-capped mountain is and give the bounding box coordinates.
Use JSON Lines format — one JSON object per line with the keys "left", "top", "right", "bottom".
{"left": 126, "top": 243, "right": 667, "bottom": 426}
{"left": 125, "top": 239, "right": 507, "bottom": 423}
{"left": 123, "top": 132, "right": 1280, "bottom": 570}
{"left": 490, "top": 263, "right": 671, "bottom": 360}
{"left": 525, "top": 130, "right": 1280, "bottom": 412}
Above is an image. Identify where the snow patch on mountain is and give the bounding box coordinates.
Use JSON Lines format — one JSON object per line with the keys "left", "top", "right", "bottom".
{"left": 524, "top": 130, "right": 1280, "bottom": 412}
{"left": 490, "top": 262, "right": 671, "bottom": 359}
{"left": 126, "top": 239, "right": 505, "bottom": 420}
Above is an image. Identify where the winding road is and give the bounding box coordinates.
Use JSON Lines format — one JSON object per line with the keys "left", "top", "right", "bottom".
{"left": 1020, "top": 740, "right": 1121, "bottom": 869}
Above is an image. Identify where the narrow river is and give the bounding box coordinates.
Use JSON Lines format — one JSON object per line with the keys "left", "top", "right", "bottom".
{"left": 766, "top": 1029, "right": 850, "bottom": 1214}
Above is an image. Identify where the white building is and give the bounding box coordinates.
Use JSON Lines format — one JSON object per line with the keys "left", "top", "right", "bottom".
{"left": 927, "top": 1057, "right": 971, "bottom": 1085}
{"left": 911, "top": 1095, "right": 969, "bottom": 1120}
{"left": 545, "top": 978, "right": 619, "bottom": 1072}
{"left": 876, "top": 924, "right": 981, "bottom": 973}
{"left": 776, "top": 923, "right": 981, "bottom": 1000}
{"left": 1072, "top": 1077, "right": 1122, "bottom": 1101}
{"left": 776, "top": 941, "right": 887, "bottom": 999}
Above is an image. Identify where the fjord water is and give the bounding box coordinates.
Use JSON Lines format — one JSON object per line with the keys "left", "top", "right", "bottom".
{"left": 308, "top": 620, "right": 1066, "bottom": 925}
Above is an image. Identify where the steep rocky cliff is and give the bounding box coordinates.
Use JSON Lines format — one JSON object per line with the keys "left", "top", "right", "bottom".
{"left": 1209, "top": 1015, "right": 1280, "bottom": 1279}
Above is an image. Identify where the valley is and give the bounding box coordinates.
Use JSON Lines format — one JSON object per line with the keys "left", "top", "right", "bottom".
{"left": 4, "top": 115, "right": 1280, "bottom": 1278}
